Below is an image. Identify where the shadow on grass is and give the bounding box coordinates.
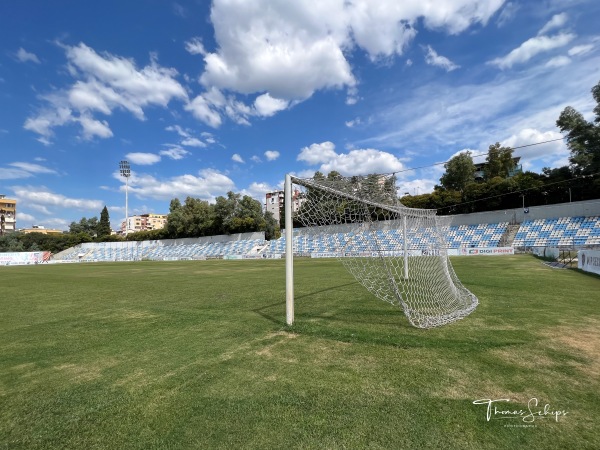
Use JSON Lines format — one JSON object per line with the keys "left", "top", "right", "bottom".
{"left": 290, "top": 320, "right": 535, "bottom": 352}
{"left": 251, "top": 282, "right": 360, "bottom": 325}
{"left": 252, "top": 278, "right": 536, "bottom": 354}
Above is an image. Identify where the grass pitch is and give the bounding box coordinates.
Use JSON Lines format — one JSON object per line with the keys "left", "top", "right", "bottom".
{"left": 1, "top": 255, "right": 599, "bottom": 449}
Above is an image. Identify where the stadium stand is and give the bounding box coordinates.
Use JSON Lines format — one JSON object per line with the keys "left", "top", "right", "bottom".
{"left": 51, "top": 209, "right": 600, "bottom": 263}
{"left": 512, "top": 216, "right": 600, "bottom": 247}
{"left": 264, "top": 221, "right": 510, "bottom": 255}
{"left": 53, "top": 238, "right": 268, "bottom": 262}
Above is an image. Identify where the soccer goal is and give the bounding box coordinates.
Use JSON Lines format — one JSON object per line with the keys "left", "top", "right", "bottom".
{"left": 284, "top": 173, "right": 478, "bottom": 329}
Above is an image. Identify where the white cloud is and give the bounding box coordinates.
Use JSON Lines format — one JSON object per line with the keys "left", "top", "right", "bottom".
{"left": 346, "top": 86, "right": 359, "bottom": 105}
{"left": 1, "top": 162, "right": 58, "bottom": 179}
{"left": 9, "top": 162, "right": 55, "bottom": 174}
{"left": 545, "top": 55, "right": 571, "bottom": 67}
{"left": 298, "top": 141, "right": 404, "bottom": 176}
{"left": 298, "top": 142, "right": 338, "bottom": 165}
{"left": 187, "top": 88, "right": 291, "bottom": 127}
{"left": 26, "top": 204, "right": 52, "bottom": 215}
{"left": 172, "top": 2, "right": 187, "bottom": 18}
{"left": 201, "top": 1, "right": 355, "bottom": 100}
{"left": 43, "top": 217, "right": 71, "bottom": 230}
{"left": 319, "top": 148, "right": 404, "bottom": 175}
{"left": 496, "top": 2, "right": 519, "bottom": 28}
{"left": 185, "top": 37, "right": 206, "bottom": 56}
{"left": 185, "top": 93, "right": 223, "bottom": 128}
{"left": 0, "top": 167, "right": 32, "bottom": 180}
{"left": 16, "top": 47, "right": 40, "bottom": 64}
{"left": 538, "top": 13, "right": 568, "bottom": 36}
{"left": 399, "top": 178, "right": 436, "bottom": 196}
{"left": 12, "top": 186, "right": 104, "bottom": 211}
{"left": 166, "top": 125, "right": 206, "bottom": 147}
{"left": 16, "top": 212, "right": 36, "bottom": 224}
{"left": 242, "top": 181, "right": 278, "bottom": 203}
{"left": 65, "top": 43, "right": 187, "bottom": 113}
{"left": 181, "top": 137, "right": 206, "bottom": 147}
{"left": 501, "top": 128, "right": 567, "bottom": 170}
{"left": 126, "top": 152, "right": 161, "bottom": 165}
{"left": 568, "top": 44, "right": 594, "bottom": 56}
{"left": 345, "top": 0, "right": 503, "bottom": 57}
{"left": 251, "top": 155, "right": 261, "bottom": 163}
{"left": 23, "top": 105, "right": 73, "bottom": 145}
{"left": 424, "top": 45, "right": 460, "bottom": 71}
{"left": 159, "top": 146, "right": 190, "bottom": 160}
{"left": 232, "top": 153, "right": 245, "bottom": 163}
{"left": 165, "top": 125, "right": 189, "bottom": 137}
{"left": 24, "top": 42, "right": 187, "bottom": 142}
{"left": 77, "top": 114, "right": 113, "bottom": 139}
{"left": 264, "top": 150, "right": 280, "bottom": 161}
{"left": 355, "top": 52, "right": 600, "bottom": 170}
{"left": 193, "top": 0, "right": 503, "bottom": 125}
{"left": 201, "top": 132, "right": 216, "bottom": 144}
{"left": 345, "top": 118, "right": 361, "bottom": 128}
{"left": 254, "top": 93, "right": 288, "bottom": 117}
{"left": 124, "top": 169, "right": 236, "bottom": 201}
{"left": 489, "top": 32, "right": 576, "bottom": 69}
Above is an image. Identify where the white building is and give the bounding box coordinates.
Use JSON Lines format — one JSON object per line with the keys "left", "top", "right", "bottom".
{"left": 265, "top": 189, "right": 303, "bottom": 222}
{"left": 121, "top": 213, "right": 168, "bottom": 234}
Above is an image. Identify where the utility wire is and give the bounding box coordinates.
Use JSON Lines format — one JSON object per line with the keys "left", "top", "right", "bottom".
{"left": 392, "top": 137, "right": 564, "bottom": 175}
{"left": 435, "top": 171, "right": 599, "bottom": 212}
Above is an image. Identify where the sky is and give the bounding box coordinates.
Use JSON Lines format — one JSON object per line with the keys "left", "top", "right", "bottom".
{"left": 1, "top": 0, "right": 599, "bottom": 231}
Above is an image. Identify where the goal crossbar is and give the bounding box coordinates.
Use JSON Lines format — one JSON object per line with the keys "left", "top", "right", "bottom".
{"left": 289, "top": 175, "right": 436, "bottom": 218}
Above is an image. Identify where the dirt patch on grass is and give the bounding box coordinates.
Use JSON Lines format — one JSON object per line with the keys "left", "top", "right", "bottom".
{"left": 54, "top": 358, "right": 118, "bottom": 382}
{"left": 255, "top": 331, "right": 298, "bottom": 361}
{"left": 489, "top": 347, "right": 556, "bottom": 371}
{"left": 120, "top": 309, "right": 159, "bottom": 320}
{"left": 87, "top": 309, "right": 159, "bottom": 321}
{"left": 439, "top": 365, "right": 530, "bottom": 402}
{"left": 542, "top": 319, "right": 600, "bottom": 379}
{"left": 220, "top": 330, "right": 298, "bottom": 362}
{"left": 114, "top": 368, "right": 151, "bottom": 389}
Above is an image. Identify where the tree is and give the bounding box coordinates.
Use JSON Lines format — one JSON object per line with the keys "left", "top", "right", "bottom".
{"left": 214, "top": 192, "right": 240, "bottom": 234}
{"left": 69, "top": 217, "right": 98, "bottom": 236}
{"left": 230, "top": 195, "right": 265, "bottom": 233}
{"left": 165, "top": 198, "right": 185, "bottom": 238}
{"left": 97, "top": 206, "right": 111, "bottom": 238}
{"left": 439, "top": 151, "right": 475, "bottom": 192}
{"left": 485, "top": 142, "right": 515, "bottom": 179}
{"left": 556, "top": 80, "right": 600, "bottom": 175}
{"left": 214, "top": 193, "right": 266, "bottom": 234}
{"left": 182, "top": 197, "right": 214, "bottom": 236}
{"left": 264, "top": 211, "right": 280, "bottom": 240}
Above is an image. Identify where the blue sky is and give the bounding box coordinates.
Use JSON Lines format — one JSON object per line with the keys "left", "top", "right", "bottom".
{"left": 1, "top": 0, "right": 599, "bottom": 231}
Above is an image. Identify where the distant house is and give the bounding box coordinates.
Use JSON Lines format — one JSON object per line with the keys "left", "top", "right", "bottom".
{"left": 20, "top": 225, "right": 63, "bottom": 235}
{"left": 474, "top": 156, "right": 522, "bottom": 181}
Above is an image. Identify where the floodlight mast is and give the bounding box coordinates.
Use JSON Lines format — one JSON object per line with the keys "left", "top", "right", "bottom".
{"left": 119, "top": 160, "right": 131, "bottom": 236}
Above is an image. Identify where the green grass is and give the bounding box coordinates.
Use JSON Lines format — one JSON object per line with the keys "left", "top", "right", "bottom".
{"left": 1, "top": 255, "right": 599, "bottom": 449}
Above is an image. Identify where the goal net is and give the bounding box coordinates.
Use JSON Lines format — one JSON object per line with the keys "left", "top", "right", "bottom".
{"left": 285, "top": 173, "right": 478, "bottom": 329}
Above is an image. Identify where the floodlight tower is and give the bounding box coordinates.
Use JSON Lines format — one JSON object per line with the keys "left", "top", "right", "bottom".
{"left": 119, "top": 160, "right": 131, "bottom": 235}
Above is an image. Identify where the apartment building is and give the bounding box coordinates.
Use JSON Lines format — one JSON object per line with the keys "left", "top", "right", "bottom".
{"left": 265, "top": 189, "right": 303, "bottom": 222}
{"left": 0, "top": 195, "right": 16, "bottom": 234}
{"left": 121, "top": 213, "right": 168, "bottom": 234}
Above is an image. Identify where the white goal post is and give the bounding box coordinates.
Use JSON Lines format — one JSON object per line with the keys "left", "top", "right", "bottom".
{"left": 284, "top": 172, "right": 478, "bottom": 329}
